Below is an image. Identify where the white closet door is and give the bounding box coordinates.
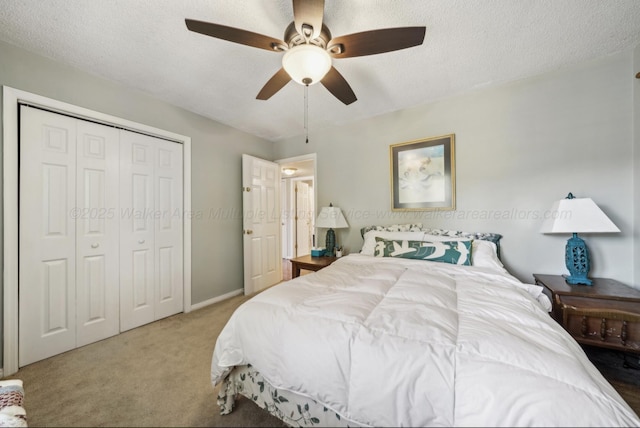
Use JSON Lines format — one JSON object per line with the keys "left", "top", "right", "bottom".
{"left": 19, "top": 106, "right": 78, "bottom": 366}
{"left": 18, "top": 105, "right": 185, "bottom": 365}
{"left": 154, "top": 140, "right": 184, "bottom": 320}
{"left": 119, "top": 130, "right": 156, "bottom": 331}
{"left": 119, "top": 131, "right": 183, "bottom": 330}
{"left": 75, "top": 120, "right": 120, "bottom": 347}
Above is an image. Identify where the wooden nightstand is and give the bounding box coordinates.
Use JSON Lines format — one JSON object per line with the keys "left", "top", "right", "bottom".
{"left": 533, "top": 274, "right": 640, "bottom": 354}
{"left": 290, "top": 255, "right": 337, "bottom": 278}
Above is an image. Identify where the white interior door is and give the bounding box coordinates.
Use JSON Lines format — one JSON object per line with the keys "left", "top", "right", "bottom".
{"left": 19, "top": 106, "right": 78, "bottom": 366}
{"left": 119, "top": 130, "right": 156, "bottom": 331}
{"left": 242, "top": 154, "right": 281, "bottom": 295}
{"left": 119, "top": 131, "right": 183, "bottom": 330}
{"left": 154, "top": 139, "right": 184, "bottom": 320}
{"left": 280, "top": 180, "right": 292, "bottom": 259}
{"left": 75, "top": 120, "right": 120, "bottom": 347}
{"left": 295, "top": 181, "right": 311, "bottom": 256}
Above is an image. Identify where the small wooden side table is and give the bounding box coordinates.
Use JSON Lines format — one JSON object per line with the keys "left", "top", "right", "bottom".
{"left": 290, "top": 254, "right": 337, "bottom": 278}
{"left": 533, "top": 274, "right": 640, "bottom": 354}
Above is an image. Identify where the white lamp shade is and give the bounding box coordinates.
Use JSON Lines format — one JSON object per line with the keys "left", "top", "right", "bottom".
{"left": 282, "top": 44, "right": 332, "bottom": 85}
{"left": 540, "top": 197, "right": 620, "bottom": 234}
{"left": 315, "top": 206, "right": 348, "bottom": 229}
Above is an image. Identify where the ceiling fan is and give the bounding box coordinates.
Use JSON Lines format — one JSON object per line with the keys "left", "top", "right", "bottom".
{"left": 185, "top": 0, "right": 426, "bottom": 105}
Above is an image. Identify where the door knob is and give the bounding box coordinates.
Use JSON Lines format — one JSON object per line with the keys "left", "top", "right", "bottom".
{"left": 138, "top": 239, "right": 145, "bottom": 244}
{"left": 91, "top": 243, "right": 99, "bottom": 248}
{"left": 244, "top": 230, "right": 253, "bottom": 235}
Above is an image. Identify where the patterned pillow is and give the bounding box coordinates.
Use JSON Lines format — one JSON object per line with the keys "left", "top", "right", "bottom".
{"left": 360, "top": 225, "right": 502, "bottom": 259}
{"left": 373, "top": 237, "right": 473, "bottom": 265}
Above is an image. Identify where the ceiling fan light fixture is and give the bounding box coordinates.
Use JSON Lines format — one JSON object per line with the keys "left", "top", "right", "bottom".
{"left": 282, "top": 44, "right": 331, "bottom": 85}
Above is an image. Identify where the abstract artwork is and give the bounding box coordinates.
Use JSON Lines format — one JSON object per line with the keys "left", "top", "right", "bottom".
{"left": 390, "top": 134, "right": 455, "bottom": 211}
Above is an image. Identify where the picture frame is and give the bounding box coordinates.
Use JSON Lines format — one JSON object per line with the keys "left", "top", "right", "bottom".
{"left": 390, "top": 134, "right": 455, "bottom": 211}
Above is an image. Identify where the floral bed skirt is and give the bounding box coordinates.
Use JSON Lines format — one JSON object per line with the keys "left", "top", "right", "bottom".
{"left": 0, "top": 380, "right": 27, "bottom": 427}
{"left": 217, "top": 364, "right": 362, "bottom": 427}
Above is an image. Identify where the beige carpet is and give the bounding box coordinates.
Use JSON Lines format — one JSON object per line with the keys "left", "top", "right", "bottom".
{"left": 4, "top": 289, "right": 640, "bottom": 427}
{"left": 6, "top": 293, "right": 285, "bottom": 427}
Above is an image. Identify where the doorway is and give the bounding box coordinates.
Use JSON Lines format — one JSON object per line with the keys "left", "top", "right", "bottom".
{"left": 277, "top": 154, "right": 316, "bottom": 280}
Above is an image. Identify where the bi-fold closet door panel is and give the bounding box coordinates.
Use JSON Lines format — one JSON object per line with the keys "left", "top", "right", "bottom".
{"left": 19, "top": 106, "right": 120, "bottom": 366}
{"left": 75, "top": 120, "right": 121, "bottom": 347}
{"left": 119, "top": 130, "right": 183, "bottom": 332}
{"left": 153, "top": 137, "right": 184, "bottom": 321}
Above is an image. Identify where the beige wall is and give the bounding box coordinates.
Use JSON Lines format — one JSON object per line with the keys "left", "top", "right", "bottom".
{"left": 0, "top": 39, "right": 274, "bottom": 310}
{"left": 275, "top": 50, "right": 637, "bottom": 287}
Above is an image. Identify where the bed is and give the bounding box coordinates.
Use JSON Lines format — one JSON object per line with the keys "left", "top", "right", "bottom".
{"left": 211, "top": 224, "right": 640, "bottom": 427}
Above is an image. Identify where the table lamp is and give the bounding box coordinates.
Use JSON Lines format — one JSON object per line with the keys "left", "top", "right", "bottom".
{"left": 539, "top": 192, "right": 620, "bottom": 285}
{"left": 315, "top": 203, "right": 349, "bottom": 256}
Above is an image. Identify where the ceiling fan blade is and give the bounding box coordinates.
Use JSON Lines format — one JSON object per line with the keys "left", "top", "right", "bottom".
{"left": 256, "top": 68, "right": 292, "bottom": 100}
{"left": 321, "top": 67, "right": 357, "bottom": 105}
{"left": 185, "top": 19, "right": 286, "bottom": 52}
{"left": 292, "top": 0, "right": 325, "bottom": 40}
{"left": 328, "top": 27, "right": 426, "bottom": 59}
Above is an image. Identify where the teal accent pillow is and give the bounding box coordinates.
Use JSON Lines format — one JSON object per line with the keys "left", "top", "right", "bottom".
{"left": 373, "top": 237, "right": 473, "bottom": 265}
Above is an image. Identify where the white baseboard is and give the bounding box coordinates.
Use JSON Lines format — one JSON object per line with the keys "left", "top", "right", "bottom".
{"left": 190, "top": 289, "right": 243, "bottom": 311}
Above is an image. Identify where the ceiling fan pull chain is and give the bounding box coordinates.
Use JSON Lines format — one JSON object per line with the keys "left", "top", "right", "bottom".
{"left": 304, "top": 84, "right": 309, "bottom": 144}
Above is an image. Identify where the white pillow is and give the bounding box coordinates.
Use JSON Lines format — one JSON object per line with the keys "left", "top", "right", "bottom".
{"left": 360, "top": 230, "right": 426, "bottom": 256}
{"left": 471, "top": 240, "right": 505, "bottom": 272}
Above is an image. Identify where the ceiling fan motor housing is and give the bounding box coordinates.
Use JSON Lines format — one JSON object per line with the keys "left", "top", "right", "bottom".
{"left": 284, "top": 21, "right": 332, "bottom": 49}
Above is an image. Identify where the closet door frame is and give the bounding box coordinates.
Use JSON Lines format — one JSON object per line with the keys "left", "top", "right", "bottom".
{"left": 2, "top": 86, "right": 192, "bottom": 376}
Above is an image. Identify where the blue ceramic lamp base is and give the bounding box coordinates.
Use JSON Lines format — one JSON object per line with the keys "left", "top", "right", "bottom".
{"left": 564, "top": 233, "right": 592, "bottom": 285}
{"left": 325, "top": 228, "right": 335, "bottom": 257}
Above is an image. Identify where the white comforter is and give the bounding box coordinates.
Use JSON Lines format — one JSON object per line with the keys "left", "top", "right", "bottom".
{"left": 211, "top": 254, "right": 640, "bottom": 427}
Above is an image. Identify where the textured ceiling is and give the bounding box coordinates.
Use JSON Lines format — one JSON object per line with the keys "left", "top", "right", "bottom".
{"left": 1, "top": 1, "right": 639, "bottom": 142}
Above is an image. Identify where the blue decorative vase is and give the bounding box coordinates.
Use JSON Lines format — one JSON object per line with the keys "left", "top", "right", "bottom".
{"left": 564, "top": 233, "right": 592, "bottom": 285}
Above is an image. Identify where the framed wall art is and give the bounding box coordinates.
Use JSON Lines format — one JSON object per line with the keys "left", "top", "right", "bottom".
{"left": 390, "top": 134, "right": 455, "bottom": 211}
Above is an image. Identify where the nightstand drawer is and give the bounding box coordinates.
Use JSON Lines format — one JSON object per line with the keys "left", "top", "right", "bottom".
{"left": 561, "top": 303, "right": 640, "bottom": 352}
{"left": 533, "top": 274, "right": 640, "bottom": 354}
